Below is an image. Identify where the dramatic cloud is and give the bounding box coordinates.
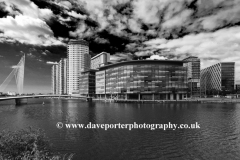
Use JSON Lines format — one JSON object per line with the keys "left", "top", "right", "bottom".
{"left": 67, "top": 10, "right": 87, "bottom": 19}
{"left": 143, "top": 26, "right": 240, "bottom": 79}
{"left": 110, "top": 52, "right": 134, "bottom": 62}
{"left": 2, "top": 0, "right": 53, "bottom": 20}
{"left": 58, "top": 1, "right": 72, "bottom": 9}
{"left": 0, "top": 15, "right": 63, "bottom": 45}
{"left": 0, "top": 0, "right": 240, "bottom": 82}
{"left": 194, "top": 1, "right": 240, "bottom": 31}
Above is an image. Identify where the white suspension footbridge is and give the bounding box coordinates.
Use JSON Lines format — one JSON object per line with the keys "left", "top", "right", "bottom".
{"left": 0, "top": 55, "right": 90, "bottom": 104}
{"left": 0, "top": 55, "right": 25, "bottom": 94}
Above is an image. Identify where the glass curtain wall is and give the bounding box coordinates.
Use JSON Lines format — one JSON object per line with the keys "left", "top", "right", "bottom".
{"left": 104, "top": 64, "right": 187, "bottom": 100}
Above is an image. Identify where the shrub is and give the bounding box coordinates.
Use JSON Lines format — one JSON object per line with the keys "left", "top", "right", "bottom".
{"left": 0, "top": 127, "right": 74, "bottom": 160}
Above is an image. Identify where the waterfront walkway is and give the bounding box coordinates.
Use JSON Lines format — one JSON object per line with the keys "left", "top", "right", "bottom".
{"left": 93, "top": 98, "right": 240, "bottom": 104}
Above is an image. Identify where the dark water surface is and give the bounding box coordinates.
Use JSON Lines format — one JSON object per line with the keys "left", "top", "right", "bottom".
{"left": 0, "top": 99, "right": 240, "bottom": 160}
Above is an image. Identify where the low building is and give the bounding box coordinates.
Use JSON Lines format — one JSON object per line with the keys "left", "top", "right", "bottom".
{"left": 200, "top": 62, "right": 235, "bottom": 96}
{"left": 91, "top": 52, "right": 110, "bottom": 69}
{"left": 95, "top": 60, "right": 188, "bottom": 100}
{"left": 79, "top": 70, "right": 96, "bottom": 97}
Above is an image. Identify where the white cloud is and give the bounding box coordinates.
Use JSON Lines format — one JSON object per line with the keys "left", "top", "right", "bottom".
{"left": 46, "top": 61, "right": 58, "bottom": 65}
{"left": 110, "top": 52, "right": 132, "bottom": 62}
{"left": 162, "top": 9, "right": 193, "bottom": 29}
{"left": 132, "top": 0, "right": 161, "bottom": 24}
{"left": 58, "top": 37, "right": 69, "bottom": 42}
{"left": 69, "top": 22, "right": 89, "bottom": 38}
{"left": 134, "top": 50, "right": 152, "bottom": 57}
{"left": 83, "top": 0, "right": 103, "bottom": 11}
{"left": 148, "top": 55, "right": 168, "bottom": 60}
{"left": 144, "top": 38, "right": 167, "bottom": 46}
{"left": 132, "top": 0, "right": 185, "bottom": 25}
{"left": 110, "top": 19, "right": 127, "bottom": 36}
{"left": 0, "top": 15, "right": 63, "bottom": 46}
{"left": 94, "top": 37, "right": 109, "bottom": 44}
{"left": 143, "top": 26, "right": 240, "bottom": 81}
{"left": 2, "top": 0, "right": 53, "bottom": 20}
{"left": 58, "top": 16, "right": 71, "bottom": 22}
{"left": 67, "top": 11, "right": 87, "bottom": 19}
{"left": 128, "top": 18, "right": 142, "bottom": 33}
{"left": 198, "top": 4, "right": 240, "bottom": 30}
{"left": 58, "top": 1, "right": 73, "bottom": 9}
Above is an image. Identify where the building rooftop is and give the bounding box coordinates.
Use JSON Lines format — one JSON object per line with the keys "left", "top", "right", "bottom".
{"left": 68, "top": 39, "right": 89, "bottom": 46}
{"left": 98, "top": 60, "right": 185, "bottom": 70}
{"left": 182, "top": 56, "right": 199, "bottom": 61}
{"left": 91, "top": 52, "right": 110, "bottom": 60}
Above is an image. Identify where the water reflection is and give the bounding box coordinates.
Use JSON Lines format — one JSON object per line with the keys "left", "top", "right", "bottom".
{"left": 0, "top": 99, "right": 240, "bottom": 159}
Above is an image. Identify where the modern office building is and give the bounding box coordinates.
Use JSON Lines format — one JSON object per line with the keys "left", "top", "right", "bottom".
{"left": 200, "top": 62, "right": 235, "bottom": 95}
{"left": 51, "top": 59, "right": 68, "bottom": 95}
{"left": 96, "top": 70, "right": 106, "bottom": 94}
{"left": 58, "top": 58, "right": 68, "bottom": 94}
{"left": 79, "top": 70, "right": 96, "bottom": 97}
{"left": 95, "top": 60, "right": 188, "bottom": 100}
{"left": 91, "top": 52, "right": 110, "bottom": 69}
{"left": 67, "top": 39, "right": 90, "bottom": 95}
{"left": 51, "top": 64, "right": 58, "bottom": 94}
{"left": 183, "top": 56, "right": 201, "bottom": 97}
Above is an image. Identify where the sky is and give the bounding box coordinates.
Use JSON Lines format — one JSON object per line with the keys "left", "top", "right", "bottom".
{"left": 0, "top": 0, "right": 240, "bottom": 93}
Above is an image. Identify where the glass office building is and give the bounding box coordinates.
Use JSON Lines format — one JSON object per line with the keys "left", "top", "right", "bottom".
{"left": 200, "top": 62, "right": 235, "bottom": 96}
{"left": 91, "top": 52, "right": 110, "bottom": 69}
{"left": 183, "top": 56, "right": 201, "bottom": 97}
{"left": 79, "top": 70, "right": 96, "bottom": 97}
{"left": 96, "top": 70, "right": 106, "bottom": 94}
{"left": 96, "top": 60, "right": 188, "bottom": 100}
{"left": 236, "top": 84, "right": 240, "bottom": 94}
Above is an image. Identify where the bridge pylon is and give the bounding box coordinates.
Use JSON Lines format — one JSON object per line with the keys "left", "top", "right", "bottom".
{"left": 0, "top": 55, "right": 25, "bottom": 94}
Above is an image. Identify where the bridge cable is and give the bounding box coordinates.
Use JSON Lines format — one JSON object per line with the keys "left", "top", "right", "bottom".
{"left": 0, "top": 55, "right": 25, "bottom": 94}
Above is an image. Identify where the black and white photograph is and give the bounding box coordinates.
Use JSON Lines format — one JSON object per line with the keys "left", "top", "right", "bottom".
{"left": 0, "top": 0, "right": 240, "bottom": 159}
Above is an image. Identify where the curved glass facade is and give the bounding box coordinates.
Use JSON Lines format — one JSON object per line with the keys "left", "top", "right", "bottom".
{"left": 200, "top": 62, "right": 235, "bottom": 96}
{"left": 96, "top": 60, "right": 188, "bottom": 100}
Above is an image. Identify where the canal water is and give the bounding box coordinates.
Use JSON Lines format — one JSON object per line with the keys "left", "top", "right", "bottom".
{"left": 0, "top": 99, "right": 240, "bottom": 160}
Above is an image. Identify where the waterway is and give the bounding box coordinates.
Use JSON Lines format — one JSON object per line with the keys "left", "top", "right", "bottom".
{"left": 0, "top": 99, "right": 240, "bottom": 159}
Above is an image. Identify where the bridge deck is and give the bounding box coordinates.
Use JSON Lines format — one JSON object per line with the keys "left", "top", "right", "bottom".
{"left": 0, "top": 95, "right": 89, "bottom": 101}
